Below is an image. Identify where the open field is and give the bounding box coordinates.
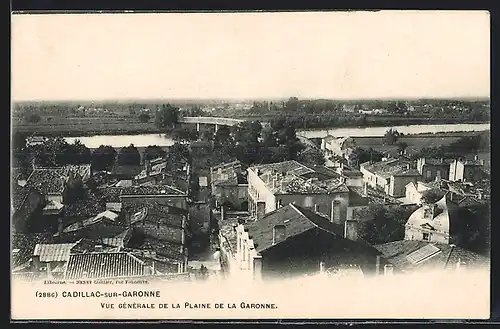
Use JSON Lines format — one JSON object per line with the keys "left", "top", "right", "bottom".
{"left": 12, "top": 116, "right": 159, "bottom": 136}
{"left": 12, "top": 114, "right": 489, "bottom": 137}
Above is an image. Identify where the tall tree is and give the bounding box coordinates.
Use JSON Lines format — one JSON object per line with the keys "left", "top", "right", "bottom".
{"left": 285, "top": 97, "right": 300, "bottom": 111}
{"left": 91, "top": 145, "right": 117, "bottom": 171}
{"left": 384, "top": 128, "right": 400, "bottom": 145}
{"left": 168, "top": 143, "right": 191, "bottom": 163}
{"left": 155, "top": 104, "right": 179, "bottom": 131}
{"left": 117, "top": 144, "right": 141, "bottom": 166}
{"left": 66, "top": 140, "right": 91, "bottom": 164}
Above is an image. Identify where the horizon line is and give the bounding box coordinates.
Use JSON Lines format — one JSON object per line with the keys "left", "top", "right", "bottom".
{"left": 12, "top": 96, "right": 491, "bottom": 104}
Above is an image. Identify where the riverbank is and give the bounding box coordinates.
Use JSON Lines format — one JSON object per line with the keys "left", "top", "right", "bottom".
{"left": 11, "top": 115, "right": 489, "bottom": 138}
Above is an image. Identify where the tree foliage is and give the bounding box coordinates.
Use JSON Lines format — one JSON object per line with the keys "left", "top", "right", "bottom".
{"left": 29, "top": 137, "right": 91, "bottom": 167}
{"left": 138, "top": 112, "right": 151, "bottom": 123}
{"left": 155, "top": 104, "right": 179, "bottom": 131}
{"left": 168, "top": 142, "right": 191, "bottom": 163}
{"left": 91, "top": 145, "right": 117, "bottom": 171}
{"left": 349, "top": 147, "right": 384, "bottom": 167}
{"left": 297, "top": 148, "right": 325, "bottom": 166}
{"left": 357, "top": 205, "right": 419, "bottom": 245}
{"left": 143, "top": 145, "right": 166, "bottom": 161}
{"left": 397, "top": 141, "right": 409, "bottom": 154}
{"left": 384, "top": 128, "right": 401, "bottom": 145}
{"left": 117, "top": 144, "right": 141, "bottom": 166}
{"left": 421, "top": 189, "right": 446, "bottom": 204}
{"left": 413, "top": 132, "right": 490, "bottom": 159}
{"left": 171, "top": 127, "right": 199, "bottom": 143}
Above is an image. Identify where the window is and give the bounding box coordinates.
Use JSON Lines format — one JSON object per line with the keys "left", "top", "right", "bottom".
{"left": 426, "top": 170, "right": 432, "bottom": 179}
{"left": 436, "top": 170, "right": 441, "bottom": 178}
{"left": 422, "top": 232, "right": 430, "bottom": 241}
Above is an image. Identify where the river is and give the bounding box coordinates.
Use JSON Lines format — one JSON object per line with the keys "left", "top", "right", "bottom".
{"left": 296, "top": 122, "right": 490, "bottom": 139}
{"left": 64, "top": 122, "right": 490, "bottom": 149}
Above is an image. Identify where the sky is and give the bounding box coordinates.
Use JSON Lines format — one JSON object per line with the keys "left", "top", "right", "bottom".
{"left": 11, "top": 11, "right": 490, "bottom": 101}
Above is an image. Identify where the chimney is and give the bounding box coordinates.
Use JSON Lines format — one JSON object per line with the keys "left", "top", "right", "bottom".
{"left": 344, "top": 220, "right": 359, "bottom": 241}
{"left": 384, "top": 264, "right": 394, "bottom": 276}
{"left": 272, "top": 225, "right": 286, "bottom": 245}
{"left": 220, "top": 205, "right": 225, "bottom": 221}
{"left": 319, "top": 261, "right": 326, "bottom": 273}
{"left": 256, "top": 202, "right": 266, "bottom": 221}
{"left": 375, "top": 255, "right": 381, "bottom": 275}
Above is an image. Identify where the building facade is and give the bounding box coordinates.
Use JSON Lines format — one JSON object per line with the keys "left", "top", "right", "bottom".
{"left": 247, "top": 161, "right": 351, "bottom": 224}
{"left": 234, "top": 204, "right": 380, "bottom": 280}
{"left": 360, "top": 158, "right": 422, "bottom": 197}
{"left": 210, "top": 160, "right": 248, "bottom": 210}
{"left": 416, "top": 158, "right": 453, "bottom": 182}
{"left": 449, "top": 159, "right": 484, "bottom": 182}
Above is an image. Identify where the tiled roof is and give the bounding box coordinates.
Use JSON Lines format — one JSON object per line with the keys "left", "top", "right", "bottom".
{"left": 120, "top": 184, "right": 186, "bottom": 196}
{"left": 374, "top": 240, "right": 490, "bottom": 272}
{"left": 33, "top": 242, "right": 78, "bottom": 262}
{"left": 26, "top": 168, "right": 67, "bottom": 195}
{"left": 421, "top": 158, "right": 455, "bottom": 166}
{"left": 64, "top": 193, "right": 106, "bottom": 218}
{"left": 66, "top": 164, "right": 92, "bottom": 180}
{"left": 134, "top": 221, "right": 184, "bottom": 244}
{"left": 43, "top": 200, "right": 64, "bottom": 211}
{"left": 251, "top": 160, "right": 310, "bottom": 176}
{"left": 115, "top": 180, "right": 133, "bottom": 187}
{"left": 129, "top": 251, "right": 182, "bottom": 274}
{"left": 348, "top": 186, "right": 400, "bottom": 205}
{"left": 25, "top": 165, "right": 92, "bottom": 195}
{"left": 211, "top": 160, "right": 241, "bottom": 170}
{"left": 362, "top": 159, "right": 421, "bottom": 179}
{"left": 65, "top": 252, "right": 146, "bottom": 279}
{"left": 252, "top": 161, "right": 349, "bottom": 195}
{"left": 245, "top": 204, "right": 345, "bottom": 253}
{"left": 102, "top": 228, "right": 133, "bottom": 248}
{"left": 126, "top": 202, "right": 187, "bottom": 228}
{"left": 127, "top": 238, "right": 185, "bottom": 261}
{"left": 65, "top": 238, "right": 120, "bottom": 253}
{"left": 12, "top": 233, "right": 53, "bottom": 267}
{"left": 106, "top": 202, "right": 123, "bottom": 212}
{"left": 62, "top": 210, "right": 119, "bottom": 233}
{"left": 461, "top": 159, "right": 483, "bottom": 166}
{"left": 12, "top": 185, "right": 30, "bottom": 212}
{"left": 98, "top": 187, "right": 124, "bottom": 203}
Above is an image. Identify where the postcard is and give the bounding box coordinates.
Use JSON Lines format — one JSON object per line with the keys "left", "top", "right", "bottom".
{"left": 11, "top": 10, "right": 491, "bottom": 321}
